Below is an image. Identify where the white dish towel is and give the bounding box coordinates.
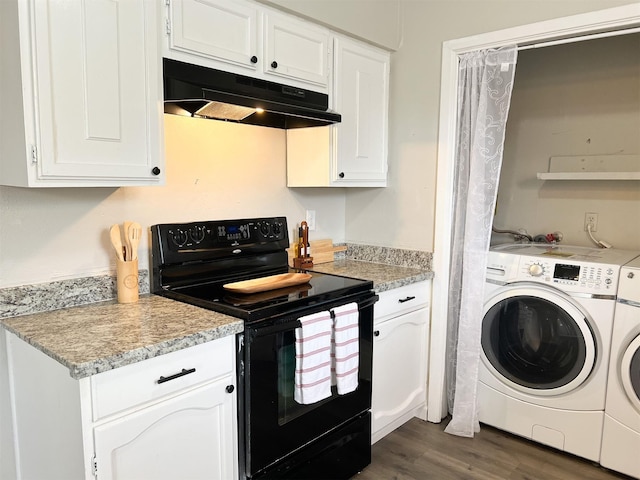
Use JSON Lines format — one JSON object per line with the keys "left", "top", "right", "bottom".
{"left": 331, "top": 302, "right": 360, "bottom": 395}
{"left": 294, "top": 310, "right": 333, "bottom": 404}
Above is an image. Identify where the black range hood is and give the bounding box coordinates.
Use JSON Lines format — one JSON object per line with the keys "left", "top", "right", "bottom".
{"left": 163, "top": 58, "right": 341, "bottom": 129}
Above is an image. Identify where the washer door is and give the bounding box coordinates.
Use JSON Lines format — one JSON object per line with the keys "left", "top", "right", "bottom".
{"left": 482, "top": 284, "right": 597, "bottom": 396}
{"left": 621, "top": 335, "right": 640, "bottom": 413}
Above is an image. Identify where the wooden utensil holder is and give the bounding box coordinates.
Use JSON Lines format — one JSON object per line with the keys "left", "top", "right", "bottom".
{"left": 116, "top": 259, "right": 139, "bottom": 303}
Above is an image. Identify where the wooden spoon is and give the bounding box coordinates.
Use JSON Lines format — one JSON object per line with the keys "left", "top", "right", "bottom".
{"left": 128, "top": 222, "right": 142, "bottom": 261}
{"left": 109, "top": 224, "right": 125, "bottom": 261}
{"left": 122, "top": 221, "right": 133, "bottom": 261}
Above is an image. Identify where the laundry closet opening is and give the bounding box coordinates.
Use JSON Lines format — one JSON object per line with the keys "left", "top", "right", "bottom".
{"left": 493, "top": 32, "right": 640, "bottom": 251}
{"left": 429, "top": 5, "right": 640, "bottom": 424}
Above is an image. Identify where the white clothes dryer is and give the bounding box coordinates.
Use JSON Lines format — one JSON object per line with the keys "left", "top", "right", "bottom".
{"left": 478, "top": 244, "right": 640, "bottom": 462}
{"left": 601, "top": 256, "right": 640, "bottom": 479}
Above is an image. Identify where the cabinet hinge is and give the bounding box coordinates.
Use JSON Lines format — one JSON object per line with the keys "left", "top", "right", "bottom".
{"left": 165, "top": 18, "right": 171, "bottom": 35}
{"left": 30, "top": 145, "right": 38, "bottom": 164}
{"left": 92, "top": 454, "right": 98, "bottom": 477}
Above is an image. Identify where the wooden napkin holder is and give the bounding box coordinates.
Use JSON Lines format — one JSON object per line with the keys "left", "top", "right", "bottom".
{"left": 293, "top": 256, "right": 314, "bottom": 269}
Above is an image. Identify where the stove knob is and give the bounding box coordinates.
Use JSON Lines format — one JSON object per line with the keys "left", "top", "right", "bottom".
{"left": 188, "top": 225, "right": 206, "bottom": 244}
{"left": 272, "top": 222, "right": 282, "bottom": 236}
{"left": 259, "top": 222, "right": 271, "bottom": 237}
{"left": 528, "top": 263, "right": 544, "bottom": 277}
{"left": 170, "top": 229, "right": 188, "bottom": 247}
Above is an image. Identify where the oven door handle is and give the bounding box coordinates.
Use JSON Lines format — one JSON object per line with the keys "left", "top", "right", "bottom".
{"left": 357, "top": 294, "right": 379, "bottom": 310}
{"left": 251, "top": 293, "right": 379, "bottom": 337}
{"left": 254, "top": 320, "right": 303, "bottom": 337}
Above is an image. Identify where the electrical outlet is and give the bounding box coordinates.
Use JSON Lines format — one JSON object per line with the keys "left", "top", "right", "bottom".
{"left": 584, "top": 212, "right": 598, "bottom": 232}
{"left": 305, "top": 210, "right": 316, "bottom": 231}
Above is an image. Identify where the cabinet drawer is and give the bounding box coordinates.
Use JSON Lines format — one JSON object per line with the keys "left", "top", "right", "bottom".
{"left": 375, "top": 281, "right": 430, "bottom": 322}
{"left": 91, "top": 336, "right": 235, "bottom": 421}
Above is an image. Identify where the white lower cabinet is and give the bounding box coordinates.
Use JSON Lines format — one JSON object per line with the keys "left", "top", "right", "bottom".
{"left": 93, "top": 379, "right": 236, "bottom": 480}
{"left": 6, "top": 333, "right": 237, "bottom": 480}
{"left": 372, "top": 281, "right": 430, "bottom": 443}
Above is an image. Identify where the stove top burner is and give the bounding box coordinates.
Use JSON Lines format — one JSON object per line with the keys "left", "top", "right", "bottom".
{"left": 162, "top": 268, "right": 372, "bottom": 323}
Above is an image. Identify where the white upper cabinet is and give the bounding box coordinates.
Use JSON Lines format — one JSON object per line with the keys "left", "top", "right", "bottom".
{"left": 332, "top": 36, "right": 389, "bottom": 186}
{"left": 167, "top": 0, "right": 260, "bottom": 73}
{"left": 0, "top": 0, "right": 165, "bottom": 187}
{"left": 165, "top": 0, "right": 330, "bottom": 91}
{"left": 263, "top": 10, "right": 330, "bottom": 88}
{"left": 287, "top": 36, "right": 390, "bottom": 187}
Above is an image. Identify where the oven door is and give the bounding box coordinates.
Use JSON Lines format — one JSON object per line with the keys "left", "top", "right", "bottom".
{"left": 239, "top": 291, "right": 376, "bottom": 479}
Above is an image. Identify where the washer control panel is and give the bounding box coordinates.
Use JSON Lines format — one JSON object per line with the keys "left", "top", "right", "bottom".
{"left": 486, "top": 244, "right": 640, "bottom": 295}
{"left": 519, "top": 256, "right": 618, "bottom": 293}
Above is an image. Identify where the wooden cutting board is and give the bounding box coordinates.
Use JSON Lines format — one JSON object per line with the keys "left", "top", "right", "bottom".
{"left": 224, "top": 283, "right": 312, "bottom": 305}
{"left": 223, "top": 273, "right": 312, "bottom": 294}
{"left": 287, "top": 239, "right": 347, "bottom": 265}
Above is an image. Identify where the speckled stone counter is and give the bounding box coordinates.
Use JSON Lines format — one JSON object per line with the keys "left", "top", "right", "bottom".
{"left": 1, "top": 295, "right": 243, "bottom": 379}
{"left": 344, "top": 244, "right": 432, "bottom": 271}
{"left": 310, "top": 259, "right": 433, "bottom": 293}
{"left": 0, "top": 270, "right": 150, "bottom": 319}
{"left": 0, "top": 244, "right": 432, "bottom": 380}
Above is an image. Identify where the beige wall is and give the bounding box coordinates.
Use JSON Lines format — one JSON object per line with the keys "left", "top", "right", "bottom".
{"left": 342, "top": 0, "right": 639, "bottom": 251}
{"left": 257, "top": 0, "right": 402, "bottom": 50}
{"left": 1, "top": 0, "right": 637, "bottom": 287}
{"left": 495, "top": 33, "right": 640, "bottom": 250}
{"left": 0, "top": 116, "right": 346, "bottom": 288}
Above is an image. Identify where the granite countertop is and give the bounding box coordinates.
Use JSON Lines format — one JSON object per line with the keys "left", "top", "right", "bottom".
{"left": 0, "top": 258, "right": 432, "bottom": 380}
{"left": 1, "top": 295, "right": 243, "bottom": 380}
{"left": 310, "top": 259, "right": 433, "bottom": 292}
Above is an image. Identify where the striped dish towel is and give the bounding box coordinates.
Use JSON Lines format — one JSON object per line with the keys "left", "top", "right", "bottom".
{"left": 331, "top": 302, "right": 360, "bottom": 395}
{"left": 294, "top": 310, "right": 333, "bottom": 404}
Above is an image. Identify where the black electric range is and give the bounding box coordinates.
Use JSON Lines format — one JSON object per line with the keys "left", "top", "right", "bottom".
{"left": 150, "top": 217, "right": 377, "bottom": 480}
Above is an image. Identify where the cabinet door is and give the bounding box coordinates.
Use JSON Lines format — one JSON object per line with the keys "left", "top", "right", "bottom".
{"left": 372, "top": 308, "right": 428, "bottom": 439}
{"left": 333, "top": 36, "right": 389, "bottom": 186}
{"left": 168, "top": 0, "right": 259, "bottom": 71}
{"left": 93, "top": 379, "right": 237, "bottom": 480}
{"left": 31, "top": 0, "right": 163, "bottom": 184}
{"left": 264, "top": 11, "right": 329, "bottom": 88}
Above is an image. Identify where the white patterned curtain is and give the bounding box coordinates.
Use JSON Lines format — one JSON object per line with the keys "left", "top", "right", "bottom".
{"left": 445, "top": 46, "right": 518, "bottom": 437}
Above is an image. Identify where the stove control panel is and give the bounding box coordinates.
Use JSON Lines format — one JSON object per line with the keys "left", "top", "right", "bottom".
{"left": 159, "top": 217, "right": 288, "bottom": 251}
{"left": 151, "top": 217, "right": 291, "bottom": 292}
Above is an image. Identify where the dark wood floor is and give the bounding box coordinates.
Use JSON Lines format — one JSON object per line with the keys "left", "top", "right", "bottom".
{"left": 356, "top": 418, "right": 633, "bottom": 480}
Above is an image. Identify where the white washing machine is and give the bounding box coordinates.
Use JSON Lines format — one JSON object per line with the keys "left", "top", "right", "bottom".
{"left": 601, "top": 256, "right": 640, "bottom": 479}
{"left": 478, "top": 244, "right": 640, "bottom": 462}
